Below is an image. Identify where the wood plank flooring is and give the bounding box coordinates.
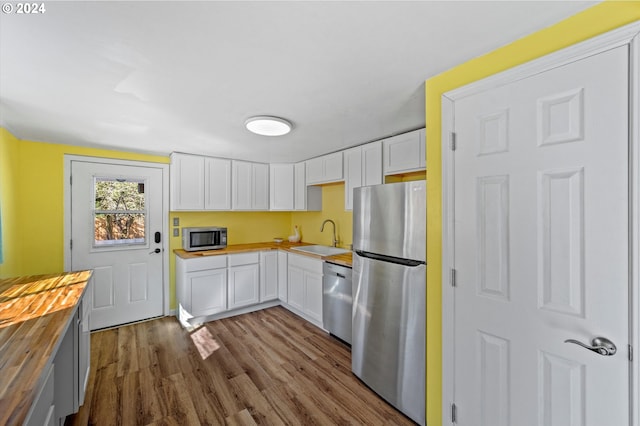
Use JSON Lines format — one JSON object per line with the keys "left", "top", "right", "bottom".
{"left": 66, "top": 306, "right": 416, "bottom": 425}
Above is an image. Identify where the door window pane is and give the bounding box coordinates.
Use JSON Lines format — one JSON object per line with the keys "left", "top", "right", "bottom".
{"left": 93, "top": 177, "right": 147, "bottom": 247}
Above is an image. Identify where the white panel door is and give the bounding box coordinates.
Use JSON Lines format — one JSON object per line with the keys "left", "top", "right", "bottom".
{"left": 452, "top": 46, "right": 629, "bottom": 425}
{"left": 71, "top": 161, "right": 165, "bottom": 330}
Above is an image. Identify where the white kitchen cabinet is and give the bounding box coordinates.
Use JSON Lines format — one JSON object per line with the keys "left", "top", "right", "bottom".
{"left": 228, "top": 252, "right": 260, "bottom": 309}
{"left": 232, "top": 160, "right": 269, "bottom": 210}
{"left": 294, "top": 162, "right": 321, "bottom": 211}
{"left": 24, "top": 363, "right": 55, "bottom": 426}
{"left": 53, "top": 276, "right": 92, "bottom": 424}
{"left": 170, "top": 153, "right": 231, "bottom": 210}
{"left": 362, "top": 141, "right": 383, "bottom": 185}
{"left": 260, "top": 251, "right": 278, "bottom": 301}
{"left": 344, "top": 141, "right": 383, "bottom": 210}
{"left": 170, "top": 153, "right": 205, "bottom": 210}
{"left": 176, "top": 255, "right": 228, "bottom": 324}
{"left": 277, "top": 250, "right": 288, "bottom": 302}
{"left": 286, "top": 253, "right": 323, "bottom": 326}
{"left": 344, "top": 146, "right": 362, "bottom": 211}
{"left": 382, "top": 128, "right": 426, "bottom": 175}
{"left": 269, "top": 164, "right": 294, "bottom": 210}
{"left": 204, "top": 157, "right": 232, "bottom": 210}
{"left": 287, "top": 265, "right": 305, "bottom": 312}
{"left": 190, "top": 269, "right": 228, "bottom": 316}
{"left": 252, "top": 162, "right": 269, "bottom": 210}
{"left": 305, "top": 151, "right": 343, "bottom": 185}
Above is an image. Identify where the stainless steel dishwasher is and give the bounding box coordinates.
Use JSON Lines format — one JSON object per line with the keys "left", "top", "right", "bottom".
{"left": 323, "top": 261, "right": 352, "bottom": 345}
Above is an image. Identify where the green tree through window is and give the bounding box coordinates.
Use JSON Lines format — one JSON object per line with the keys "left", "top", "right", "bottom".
{"left": 94, "top": 178, "right": 146, "bottom": 246}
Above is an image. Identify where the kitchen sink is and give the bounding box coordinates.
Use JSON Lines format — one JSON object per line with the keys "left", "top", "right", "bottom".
{"left": 290, "top": 245, "right": 349, "bottom": 256}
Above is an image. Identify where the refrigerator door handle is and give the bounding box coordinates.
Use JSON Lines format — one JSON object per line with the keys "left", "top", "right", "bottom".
{"left": 355, "top": 250, "right": 425, "bottom": 267}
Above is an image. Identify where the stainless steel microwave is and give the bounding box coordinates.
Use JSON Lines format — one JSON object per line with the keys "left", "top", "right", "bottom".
{"left": 182, "top": 227, "right": 227, "bottom": 251}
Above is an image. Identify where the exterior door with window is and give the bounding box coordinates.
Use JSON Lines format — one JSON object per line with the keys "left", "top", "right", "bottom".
{"left": 70, "top": 160, "right": 165, "bottom": 330}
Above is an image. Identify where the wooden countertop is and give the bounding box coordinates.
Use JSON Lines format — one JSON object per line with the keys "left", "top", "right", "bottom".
{"left": 0, "top": 270, "right": 93, "bottom": 426}
{"left": 174, "top": 242, "right": 353, "bottom": 267}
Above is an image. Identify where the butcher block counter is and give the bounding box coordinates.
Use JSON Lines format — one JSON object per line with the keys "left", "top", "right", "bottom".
{"left": 0, "top": 270, "right": 93, "bottom": 426}
{"left": 174, "top": 241, "right": 353, "bottom": 267}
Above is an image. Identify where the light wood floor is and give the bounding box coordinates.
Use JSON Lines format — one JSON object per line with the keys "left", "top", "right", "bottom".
{"left": 66, "top": 306, "right": 416, "bottom": 425}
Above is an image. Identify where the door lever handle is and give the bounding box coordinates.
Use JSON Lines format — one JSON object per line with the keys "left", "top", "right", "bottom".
{"left": 149, "top": 248, "right": 161, "bottom": 254}
{"left": 564, "top": 336, "right": 617, "bottom": 356}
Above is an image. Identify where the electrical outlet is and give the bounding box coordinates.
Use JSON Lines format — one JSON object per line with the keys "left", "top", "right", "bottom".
{"left": 173, "top": 217, "right": 179, "bottom": 226}
{"left": 173, "top": 228, "right": 180, "bottom": 237}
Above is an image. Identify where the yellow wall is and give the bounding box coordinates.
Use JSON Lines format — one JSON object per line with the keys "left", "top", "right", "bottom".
{"left": 424, "top": 3, "right": 640, "bottom": 424}
{"left": 0, "top": 128, "right": 21, "bottom": 277}
{"left": 0, "top": 130, "right": 168, "bottom": 278}
{"left": 291, "top": 182, "right": 354, "bottom": 249}
{"left": 168, "top": 211, "right": 292, "bottom": 308}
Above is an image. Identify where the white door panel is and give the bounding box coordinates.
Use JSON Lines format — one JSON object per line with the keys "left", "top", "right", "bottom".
{"left": 453, "top": 46, "right": 629, "bottom": 425}
{"left": 71, "top": 161, "right": 165, "bottom": 330}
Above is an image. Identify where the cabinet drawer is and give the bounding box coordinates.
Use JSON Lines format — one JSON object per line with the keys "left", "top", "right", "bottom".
{"left": 287, "top": 252, "right": 323, "bottom": 273}
{"left": 229, "top": 252, "right": 260, "bottom": 266}
{"left": 184, "top": 255, "right": 227, "bottom": 272}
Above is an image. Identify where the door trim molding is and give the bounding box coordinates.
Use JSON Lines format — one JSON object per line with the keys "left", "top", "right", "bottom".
{"left": 63, "top": 155, "right": 171, "bottom": 317}
{"left": 441, "top": 21, "right": 640, "bottom": 425}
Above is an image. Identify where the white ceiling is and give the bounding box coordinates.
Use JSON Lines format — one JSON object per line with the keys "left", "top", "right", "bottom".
{"left": 0, "top": 1, "right": 597, "bottom": 163}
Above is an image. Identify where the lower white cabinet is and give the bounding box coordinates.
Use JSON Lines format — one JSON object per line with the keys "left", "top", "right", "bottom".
{"left": 50, "top": 277, "right": 92, "bottom": 425}
{"left": 287, "top": 265, "right": 305, "bottom": 312}
{"left": 190, "top": 269, "right": 228, "bottom": 316}
{"left": 176, "top": 250, "right": 324, "bottom": 329}
{"left": 260, "top": 251, "right": 278, "bottom": 301}
{"left": 228, "top": 252, "right": 260, "bottom": 309}
{"left": 176, "top": 255, "right": 228, "bottom": 323}
{"left": 24, "top": 363, "right": 55, "bottom": 426}
{"left": 277, "top": 251, "right": 288, "bottom": 302}
{"left": 286, "top": 253, "right": 323, "bottom": 325}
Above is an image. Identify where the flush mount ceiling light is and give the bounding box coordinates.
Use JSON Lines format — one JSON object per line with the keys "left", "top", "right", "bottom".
{"left": 245, "top": 116, "right": 292, "bottom": 136}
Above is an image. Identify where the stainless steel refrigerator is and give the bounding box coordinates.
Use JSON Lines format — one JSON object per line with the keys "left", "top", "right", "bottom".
{"left": 352, "top": 180, "right": 426, "bottom": 425}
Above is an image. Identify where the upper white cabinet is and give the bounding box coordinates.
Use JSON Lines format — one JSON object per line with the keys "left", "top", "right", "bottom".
{"left": 344, "top": 141, "right": 383, "bottom": 210}
{"left": 382, "top": 128, "right": 426, "bottom": 175}
{"left": 294, "top": 162, "right": 321, "bottom": 211}
{"left": 170, "top": 153, "right": 205, "bottom": 210}
{"left": 232, "top": 160, "right": 269, "bottom": 210}
{"left": 170, "top": 153, "right": 231, "bottom": 210}
{"left": 269, "top": 164, "right": 294, "bottom": 210}
{"left": 305, "top": 151, "right": 343, "bottom": 185}
{"left": 204, "top": 157, "right": 232, "bottom": 210}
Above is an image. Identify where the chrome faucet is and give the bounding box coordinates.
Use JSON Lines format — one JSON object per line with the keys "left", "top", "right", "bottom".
{"left": 320, "top": 219, "right": 338, "bottom": 247}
